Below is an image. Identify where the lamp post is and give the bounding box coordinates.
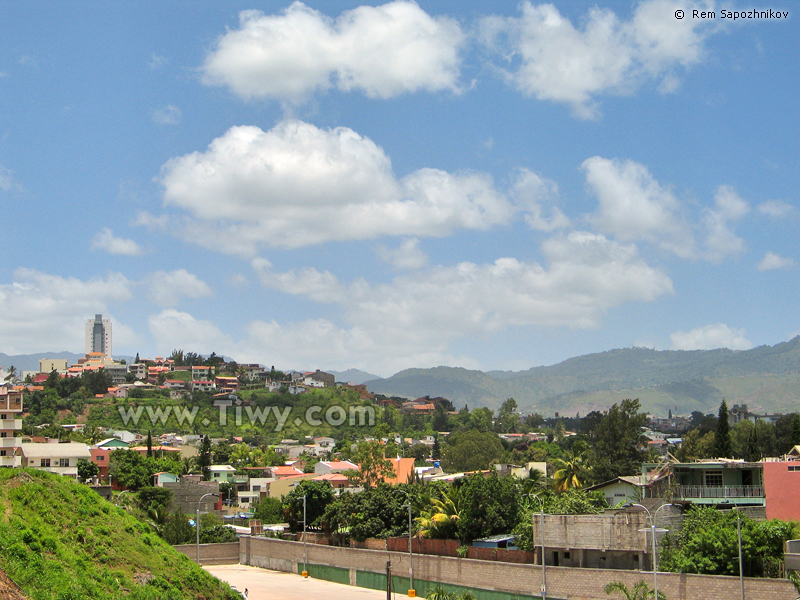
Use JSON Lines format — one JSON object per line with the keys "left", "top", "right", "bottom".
{"left": 735, "top": 508, "right": 745, "bottom": 600}
{"left": 196, "top": 492, "right": 219, "bottom": 564}
{"left": 401, "top": 501, "right": 414, "bottom": 597}
{"left": 115, "top": 490, "right": 131, "bottom": 506}
{"left": 632, "top": 503, "right": 673, "bottom": 600}
{"left": 525, "top": 495, "right": 547, "bottom": 600}
{"left": 291, "top": 483, "right": 308, "bottom": 578}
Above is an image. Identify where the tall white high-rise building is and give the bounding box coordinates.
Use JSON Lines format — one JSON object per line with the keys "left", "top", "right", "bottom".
{"left": 85, "top": 314, "right": 112, "bottom": 357}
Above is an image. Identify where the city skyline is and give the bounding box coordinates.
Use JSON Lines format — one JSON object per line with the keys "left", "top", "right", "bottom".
{"left": 0, "top": 1, "right": 797, "bottom": 376}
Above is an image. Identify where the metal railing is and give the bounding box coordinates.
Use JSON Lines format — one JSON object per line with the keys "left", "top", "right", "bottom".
{"left": 677, "top": 485, "right": 764, "bottom": 499}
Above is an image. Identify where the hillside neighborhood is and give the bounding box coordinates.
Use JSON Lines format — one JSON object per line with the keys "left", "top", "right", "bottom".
{"left": 3, "top": 320, "right": 800, "bottom": 599}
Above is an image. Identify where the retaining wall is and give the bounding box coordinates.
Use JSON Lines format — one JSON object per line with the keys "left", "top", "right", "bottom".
{"left": 239, "top": 536, "right": 797, "bottom": 600}
{"left": 173, "top": 542, "right": 239, "bottom": 565}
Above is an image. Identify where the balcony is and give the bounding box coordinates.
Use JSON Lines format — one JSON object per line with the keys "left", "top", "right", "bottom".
{"left": 0, "top": 420, "right": 23, "bottom": 430}
{"left": 0, "top": 455, "right": 21, "bottom": 468}
{"left": 0, "top": 437, "right": 19, "bottom": 448}
{"left": 677, "top": 485, "right": 764, "bottom": 500}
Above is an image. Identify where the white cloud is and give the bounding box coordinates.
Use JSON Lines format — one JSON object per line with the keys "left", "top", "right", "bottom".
{"left": 583, "top": 156, "right": 694, "bottom": 257}
{"left": 152, "top": 105, "right": 182, "bottom": 125}
{"left": 703, "top": 185, "right": 749, "bottom": 262}
{"left": 0, "top": 165, "right": 13, "bottom": 191}
{"left": 158, "top": 120, "right": 514, "bottom": 255}
{"left": 133, "top": 211, "right": 169, "bottom": 231}
{"left": 376, "top": 238, "right": 429, "bottom": 269}
{"left": 510, "top": 168, "right": 569, "bottom": 231}
{"left": 757, "top": 199, "right": 794, "bottom": 218}
{"left": 0, "top": 269, "right": 133, "bottom": 354}
{"left": 258, "top": 231, "right": 673, "bottom": 341}
{"left": 757, "top": 251, "right": 793, "bottom": 272}
{"left": 90, "top": 228, "right": 144, "bottom": 256}
{"left": 149, "top": 53, "right": 167, "bottom": 69}
{"left": 480, "top": 0, "right": 720, "bottom": 118}
{"left": 201, "top": 1, "right": 464, "bottom": 102}
{"left": 148, "top": 309, "right": 231, "bottom": 354}
{"left": 146, "top": 269, "right": 213, "bottom": 307}
{"left": 670, "top": 323, "right": 752, "bottom": 351}
{"left": 228, "top": 273, "right": 250, "bottom": 289}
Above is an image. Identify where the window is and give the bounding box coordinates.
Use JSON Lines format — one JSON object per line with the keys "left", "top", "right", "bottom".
{"left": 59, "top": 458, "right": 70, "bottom": 467}
{"left": 97, "top": 455, "right": 104, "bottom": 461}
{"left": 41, "top": 459, "right": 51, "bottom": 467}
{"left": 252, "top": 485, "right": 260, "bottom": 492}
{"left": 705, "top": 470, "right": 723, "bottom": 487}
{"left": 789, "top": 465, "right": 800, "bottom": 472}
{"left": 0, "top": 450, "right": 6, "bottom": 457}
{"left": 0, "top": 432, "right": 6, "bottom": 438}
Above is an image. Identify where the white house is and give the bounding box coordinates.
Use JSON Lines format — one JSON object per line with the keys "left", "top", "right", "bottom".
{"left": 18, "top": 442, "right": 91, "bottom": 477}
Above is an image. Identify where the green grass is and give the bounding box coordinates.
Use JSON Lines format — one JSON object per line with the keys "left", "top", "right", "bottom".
{"left": 0, "top": 469, "right": 239, "bottom": 600}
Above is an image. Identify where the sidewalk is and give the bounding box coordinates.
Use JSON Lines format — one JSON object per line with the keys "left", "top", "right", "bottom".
{"left": 205, "top": 564, "right": 398, "bottom": 600}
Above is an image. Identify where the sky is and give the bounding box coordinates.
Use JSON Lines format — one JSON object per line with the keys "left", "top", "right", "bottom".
{"left": 0, "top": 0, "right": 797, "bottom": 377}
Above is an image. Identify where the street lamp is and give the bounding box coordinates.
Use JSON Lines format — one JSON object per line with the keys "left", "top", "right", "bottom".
{"left": 632, "top": 503, "right": 673, "bottom": 600}
{"left": 524, "top": 495, "right": 547, "bottom": 600}
{"left": 196, "top": 492, "right": 219, "bottom": 564}
{"left": 115, "top": 490, "right": 131, "bottom": 506}
{"left": 401, "top": 501, "right": 414, "bottom": 597}
{"left": 291, "top": 483, "right": 308, "bottom": 578}
{"left": 734, "top": 507, "right": 745, "bottom": 600}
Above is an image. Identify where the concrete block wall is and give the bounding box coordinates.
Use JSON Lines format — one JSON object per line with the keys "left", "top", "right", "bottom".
{"left": 239, "top": 536, "right": 798, "bottom": 600}
{"left": 173, "top": 542, "right": 239, "bottom": 565}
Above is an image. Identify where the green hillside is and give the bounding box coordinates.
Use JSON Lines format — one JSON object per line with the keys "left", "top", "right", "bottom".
{"left": 366, "top": 337, "right": 800, "bottom": 416}
{"left": 0, "top": 469, "right": 238, "bottom": 600}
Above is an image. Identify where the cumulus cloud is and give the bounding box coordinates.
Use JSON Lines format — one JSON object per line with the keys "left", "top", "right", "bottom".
{"left": 758, "top": 252, "right": 793, "bottom": 272}
{"left": 703, "top": 185, "right": 749, "bottom": 262}
{"left": 670, "top": 323, "right": 752, "bottom": 351}
{"left": 480, "top": 0, "right": 720, "bottom": 118}
{"left": 757, "top": 199, "right": 794, "bottom": 218}
{"left": 257, "top": 231, "right": 673, "bottom": 336}
{"left": 146, "top": 269, "right": 213, "bottom": 307}
{"left": 376, "top": 238, "right": 429, "bottom": 269}
{"left": 201, "top": 1, "right": 464, "bottom": 102}
{"left": 583, "top": 156, "right": 694, "bottom": 257}
{"left": 510, "top": 168, "right": 570, "bottom": 231}
{"left": 157, "top": 120, "right": 514, "bottom": 255}
{"left": 148, "top": 309, "right": 231, "bottom": 353}
{"left": 152, "top": 105, "right": 182, "bottom": 125}
{"left": 90, "top": 228, "right": 143, "bottom": 256}
{"left": 0, "top": 165, "right": 17, "bottom": 192}
{"left": 0, "top": 269, "right": 133, "bottom": 354}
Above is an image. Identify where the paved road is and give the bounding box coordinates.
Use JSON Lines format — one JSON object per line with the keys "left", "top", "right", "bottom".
{"left": 205, "top": 564, "right": 399, "bottom": 600}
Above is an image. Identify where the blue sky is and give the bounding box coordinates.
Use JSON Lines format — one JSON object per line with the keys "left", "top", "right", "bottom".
{"left": 0, "top": 0, "right": 797, "bottom": 376}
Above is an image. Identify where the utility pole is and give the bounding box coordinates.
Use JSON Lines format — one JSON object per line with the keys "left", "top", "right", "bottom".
{"left": 386, "top": 561, "right": 392, "bottom": 600}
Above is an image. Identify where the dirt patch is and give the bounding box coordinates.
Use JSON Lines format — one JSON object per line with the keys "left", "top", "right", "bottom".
{"left": 0, "top": 569, "right": 29, "bottom": 600}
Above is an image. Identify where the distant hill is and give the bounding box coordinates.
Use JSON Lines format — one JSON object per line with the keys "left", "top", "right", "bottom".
{"left": 0, "top": 351, "right": 86, "bottom": 373}
{"left": 0, "top": 469, "right": 237, "bottom": 599}
{"left": 365, "top": 337, "right": 800, "bottom": 417}
{"left": 328, "top": 368, "right": 382, "bottom": 385}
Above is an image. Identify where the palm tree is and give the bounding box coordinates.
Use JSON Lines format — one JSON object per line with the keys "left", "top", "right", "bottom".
{"left": 3, "top": 365, "right": 17, "bottom": 383}
{"left": 604, "top": 580, "right": 666, "bottom": 600}
{"left": 552, "top": 449, "right": 590, "bottom": 493}
{"left": 416, "top": 487, "right": 462, "bottom": 539}
{"left": 147, "top": 505, "right": 171, "bottom": 538}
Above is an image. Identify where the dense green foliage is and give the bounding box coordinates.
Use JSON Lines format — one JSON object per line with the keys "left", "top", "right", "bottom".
{"left": 323, "top": 483, "right": 414, "bottom": 542}
{"left": 284, "top": 480, "right": 335, "bottom": 532}
{"left": 253, "top": 496, "right": 285, "bottom": 524}
{"left": 714, "top": 399, "right": 733, "bottom": 458}
{"left": 442, "top": 430, "right": 505, "bottom": 473}
{"left": 660, "top": 506, "right": 798, "bottom": 577}
{"left": 0, "top": 469, "right": 239, "bottom": 599}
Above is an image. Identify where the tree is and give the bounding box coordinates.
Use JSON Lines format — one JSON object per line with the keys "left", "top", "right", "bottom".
{"left": 146, "top": 430, "right": 153, "bottom": 458}
{"left": 3, "top": 365, "right": 17, "bottom": 383}
{"left": 198, "top": 435, "right": 212, "bottom": 481}
{"left": 496, "top": 398, "right": 519, "bottom": 433}
{"left": 162, "top": 510, "right": 195, "bottom": 545}
{"left": 590, "top": 399, "right": 648, "bottom": 483}
{"left": 76, "top": 458, "right": 99, "bottom": 483}
{"left": 348, "top": 440, "right": 394, "bottom": 488}
{"left": 442, "top": 430, "right": 505, "bottom": 473}
{"left": 137, "top": 486, "right": 173, "bottom": 513}
{"left": 552, "top": 449, "right": 590, "bottom": 492}
{"left": 200, "top": 525, "right": 237, "bottom": 543}
{"left": 604, "top": 581, "right": 666, "bottom": 600}
{"left": 416, "top": 486, "right": 462, "bottom": 539}
{"left": 254, "top": 497, "right": 285, "bottom": 524}
{"left": 714, "top": 399, "right": 733, "bottom": 458}
{"left": 746, "top": 424, "right": 761, "bottom": 462}
{"left": 284, "top": 480, "right": 334, "bottom": 532}
{"left": 456, "top": 472, "right": 521, "bottom": 542}
{"left": 108, "top": 449, "right": 151, "bottom": 490}
{"left": 323, "top": 483, "right": 414, "bottom": 541}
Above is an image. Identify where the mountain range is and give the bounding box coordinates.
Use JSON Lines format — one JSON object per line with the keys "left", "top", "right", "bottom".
{"left": 362, "top": 337, "right": 800, "bottom": 418}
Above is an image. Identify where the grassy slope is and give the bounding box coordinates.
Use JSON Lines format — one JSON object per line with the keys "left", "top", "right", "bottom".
{"left": 0, "top": 469, "right": 237, "bottom": 600}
